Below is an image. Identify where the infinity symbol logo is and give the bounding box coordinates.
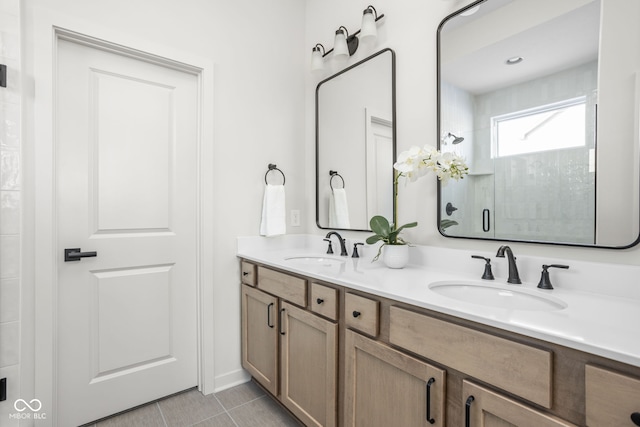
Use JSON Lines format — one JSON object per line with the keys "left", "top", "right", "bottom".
{"left": 14, "top": 399, "right": 43, "bottom": 412}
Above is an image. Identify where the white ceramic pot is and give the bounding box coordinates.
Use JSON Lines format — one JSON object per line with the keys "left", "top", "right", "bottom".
{"left": 383, "top": 244, "right": 409, "bottom": 269}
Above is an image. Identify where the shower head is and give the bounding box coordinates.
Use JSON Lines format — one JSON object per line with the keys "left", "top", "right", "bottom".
{"left": 448, "top": 132, "right": 464, "bottom": 144}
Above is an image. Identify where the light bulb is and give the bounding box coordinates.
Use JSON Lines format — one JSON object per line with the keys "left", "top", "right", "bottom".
{"left": 311, "top": 45, "right": 324, "bottom": 71}
{"left": 333, "top": 28, "right": 349, "bottom": 58}
{"left": 360, "top": 8, "right": 377, "bottom": 43}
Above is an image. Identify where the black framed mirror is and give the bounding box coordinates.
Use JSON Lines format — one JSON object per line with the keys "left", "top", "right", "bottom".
{"left": 316, "top": 48, "right": 396, "bottom": 231}
{"left": 437, "top": 0, "right": 640, "bottom": 248}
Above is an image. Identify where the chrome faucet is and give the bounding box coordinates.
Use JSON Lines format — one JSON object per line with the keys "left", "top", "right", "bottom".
{"left": 496, "top": 245, "right": 522, "bottom": 284}
{"left": 325, "top": 231, "right": 348, "bottom": 256}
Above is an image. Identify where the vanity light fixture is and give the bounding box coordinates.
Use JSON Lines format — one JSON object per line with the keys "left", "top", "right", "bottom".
{"left": 505, "top": 56, "right": 524, "bottom": 65}
{"left": 310, "top": 5, "right": 385, "bottom": 71}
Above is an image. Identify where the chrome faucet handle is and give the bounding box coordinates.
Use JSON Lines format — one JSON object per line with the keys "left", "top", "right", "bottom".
{"left": 537, "top": 264, "right": 569, "bottom": 290}
{"left": 471, "top": 255, "right": 495, "bottom": 280}
{"left": 323, "top": 238, "right": 334, "bottom": 254}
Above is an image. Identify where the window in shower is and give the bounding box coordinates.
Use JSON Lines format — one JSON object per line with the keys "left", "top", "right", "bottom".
{"left": 491, "top": 96, "right": 587, "bottom": 158}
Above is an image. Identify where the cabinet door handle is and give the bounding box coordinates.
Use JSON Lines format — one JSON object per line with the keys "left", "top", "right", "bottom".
{"left": 465, "top": 396, "right": 475, "bottom": 427}
{"left": 242, "top": 271, "right": 249, "bottom": 276}
{"left": 426, "top": 377, "right": 436, "bottom": 424}
{"left": 316, "top": 298, "right": 324, "bottom": 304}
{"left": 266, "top": 303, "right": 274, "bottom": 328}
{"left": 352, "top": 311, "right": 361, "bottom": 318}
{"left": 631, "top": 412, "right": 640, "bottom": 426}
{"left": 279, "top": 308, "right": 286, "bottom": 335}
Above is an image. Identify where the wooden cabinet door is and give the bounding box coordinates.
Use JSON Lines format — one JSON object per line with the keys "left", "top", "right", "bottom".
{"left": 344, "top": 329, "right": 446, "bottom": 427}
{"left": 462, "top": 381, "right": 576, "bottom": 427}
{"left": 280, "top": 301, "right": 338, "bottom": 427}
{"left": 241, "top": 284, "right": 279, "bottom": 396}
{"left": 585, "top": 365, "right": 640, "bottom": 427}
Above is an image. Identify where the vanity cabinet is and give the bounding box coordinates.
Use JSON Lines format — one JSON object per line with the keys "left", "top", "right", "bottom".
{"left": 344, "top": 329, "right": 446, "bottom": 427}
{"left": 462, "top": 381, "right": 576, "bottom": 427}
{"left": 241, "top": 265, "right": 338, "bottom": 427}
{"left": 585, "top": 365, "right": 640, "bottom": 426}
{"left": 239, "top": 258, "right": 640, "bottom": 427}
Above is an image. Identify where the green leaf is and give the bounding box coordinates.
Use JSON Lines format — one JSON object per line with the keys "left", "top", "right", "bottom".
{"left": 369, "top": 215, "right": 391, "bottom": 236}
{"left": 440, "top": 219, "right": 459, "bottom": 230}
{"left": 365, "top": 235, "right": 384, "bottom": 245}
{"left": 394, "top": 221, "right": 418, "bottom": 233}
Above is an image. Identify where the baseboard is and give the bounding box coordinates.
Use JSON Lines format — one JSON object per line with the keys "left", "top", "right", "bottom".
{"left": 213, "top": 368, "right": 251, "bottom": 393}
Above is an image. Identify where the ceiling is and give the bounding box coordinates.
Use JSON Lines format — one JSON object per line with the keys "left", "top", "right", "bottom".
{"left": 440, "top": 0, "right": 600, "bottom": 94}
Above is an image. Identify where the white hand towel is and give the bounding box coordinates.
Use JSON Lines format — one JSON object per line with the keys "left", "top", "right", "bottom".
{"left": 329, "top": 188, "right": 350, "bottom": 229}
{"left": 260, "top": 184, "right": 286, "bottom": 236}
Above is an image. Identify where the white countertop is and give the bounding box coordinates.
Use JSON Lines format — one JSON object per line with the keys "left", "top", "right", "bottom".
{"left": 237, "top": 235, "right": 640, "bottom": 368}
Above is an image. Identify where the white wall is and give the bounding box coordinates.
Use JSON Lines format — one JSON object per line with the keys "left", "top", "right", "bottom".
{"left": 305, "top": 0, "right": 640, "bottom": 266}
{"left": 20, "top": 0, "right": 306, "bottom": 396}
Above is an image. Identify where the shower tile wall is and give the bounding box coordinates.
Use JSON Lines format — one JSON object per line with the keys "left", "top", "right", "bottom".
{"left": 439, "top": 81, "right": 479, "bottom": 237}
{"left": 475, "top": 61, "right": 597, "bottom": 243}
{"left": 443, "top": 61, "right": 598, "bottom": 243}
{"left": 0, "top": 0, "right": 21, "bottom": 424}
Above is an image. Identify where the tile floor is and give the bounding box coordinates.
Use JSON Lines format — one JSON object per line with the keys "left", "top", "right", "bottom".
{"left": 84, "top": 380, "right": 303, "bottom": 427}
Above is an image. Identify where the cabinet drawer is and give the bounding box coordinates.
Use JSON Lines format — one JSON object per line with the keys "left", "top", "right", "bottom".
{"left": 345, "top": 293, "right": 379, "bottom": 337}
{"left": 389, "top": 306, "right": 552, "bottom": 408}
{"left": 310, "top": 282, "right": 338, "bottom": 321}
{"left": 585, "top": 365, "right": 640, "bottom": 426}
{"left": 240, "top": 261, "right": 256, "bottom": 286}
{"left": 257, "top": 266, "right": 307, "bottom": 307}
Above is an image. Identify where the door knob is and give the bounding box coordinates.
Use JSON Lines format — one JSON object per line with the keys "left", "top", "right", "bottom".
{"left": 64, "top": 248, "right": 97, "bottom": 262}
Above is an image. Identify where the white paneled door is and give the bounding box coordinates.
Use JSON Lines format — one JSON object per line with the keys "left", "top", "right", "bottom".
{"left": 56, "top": 37, "right": 199, "bottom": 426}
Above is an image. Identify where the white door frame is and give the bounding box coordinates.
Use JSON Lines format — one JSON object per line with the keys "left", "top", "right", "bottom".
{"left": 28, "top": 11, "right": 215, "bottom": 426}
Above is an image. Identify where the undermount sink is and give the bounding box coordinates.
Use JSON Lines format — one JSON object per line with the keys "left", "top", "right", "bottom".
{"left": 284, "top": 256, "right": 346, "bottom": 267}
{"left": 428, "top": 281, "right": 567, "bottom": 311}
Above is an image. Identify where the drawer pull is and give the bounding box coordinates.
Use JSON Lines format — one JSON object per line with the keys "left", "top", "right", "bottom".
{"left": 279, "top": 308, "right": 286, "bottom": 335}
{"left": 266, "top": 303, "right": 274, "bottom": 328}
{"left": 316, "top": 298, "right": 324, "bottom": 304}
{"left": 631, "top": 412, "right": 640, "bottom": 426}
{"left": 426, "top": 377, "right": 436, "bottom": 424}
{"left": 465, "top": 396, "right": 475, "bottom": 427}
{"left": 352, "top": 311, "right": 361, "bottom": 318}
{"left": 242, "top": 271, "right": 249, "bottom": 276}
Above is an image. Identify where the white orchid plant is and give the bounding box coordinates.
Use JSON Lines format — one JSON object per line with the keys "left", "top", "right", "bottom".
{"left": 394, "top": 144, "right": 469, "bottom": 184}
{"left": 367, "top": 145, "right": 468, "bottom": 260}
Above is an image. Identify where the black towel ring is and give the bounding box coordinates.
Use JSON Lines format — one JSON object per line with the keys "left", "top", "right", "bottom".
{"left": 329, "top": 170, "right": 345, "bottom": 190}
{"left": 265, "top": 163, "right": 285, "bottom": 185}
